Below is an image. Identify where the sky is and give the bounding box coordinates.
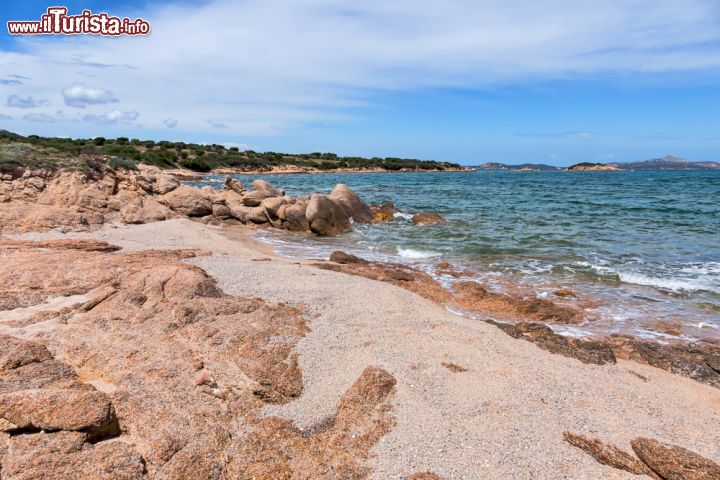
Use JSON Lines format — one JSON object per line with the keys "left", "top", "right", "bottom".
{"left": 1, "top": 0, "right": 719, "bottom": 166}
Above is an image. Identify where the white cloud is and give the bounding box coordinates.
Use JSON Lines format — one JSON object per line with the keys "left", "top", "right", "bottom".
{"left": 83, "top": 110, "right": 139, "bottom": 124}
{"left": 208, "top": 120, "right": 227, "bottom": 128}
{"left": 7, "top": 95, "right": 49, "bottom": 108}
{"left": 23, "top": 113, "right": 58, "bottom": 123}
{"left": 62, "top": 83, "right": 118, "bottom": 108}
{"left": 1, "top": 0, "right": 719, "bottom": 136}
{"left": 518, "top": 131, "right": 601, "bottom": 140}
{"left": 163, "top": 118, "right": 178, "bottom": 128}
{"left": 0, "top": 113, "right": 11, "bottom": 120}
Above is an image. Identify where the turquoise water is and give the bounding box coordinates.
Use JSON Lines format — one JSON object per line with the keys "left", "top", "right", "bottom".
{"left": 196, "top": 171, "right": 720, "bottom": 342}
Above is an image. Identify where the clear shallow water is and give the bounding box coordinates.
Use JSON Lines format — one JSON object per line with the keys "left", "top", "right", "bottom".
{"left": 195, "top": 170, "right": 720, "bottom": 343}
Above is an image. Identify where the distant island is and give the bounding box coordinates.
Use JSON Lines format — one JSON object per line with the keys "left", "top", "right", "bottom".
{"left": 609, "top": 155, "right": 720, "bottom": 171}
{"left": 477, "top": 155, "right": 720, "bottom": 171}
{"left": 567, "top": 162, "right": 622, "bottom": 171}
{"left": 0, "top": 130, "right": 462, "bottom": 174}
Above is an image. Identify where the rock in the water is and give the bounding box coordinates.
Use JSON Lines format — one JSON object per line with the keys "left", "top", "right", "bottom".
{"left": 327, "top": 184, "right": 374, "bottom": 224}
{"left": 371, "top": 202, "right": 399, "bottom": 222}
{"left": 453, "top": 282, "right": 582, "bottom": 324}
{"left": 158, "top": 185, "right": 212, "bottom": 217}
{"left": 631, "top": 437, "right": 720, "bottom": 480}
{"left": 306, "top": 193, "right": 351, "bottom": 236}
{"left": 412, "top": 212, "right": 446, "bottom": 225}
{"left": 281, "top": 203, "right": 310, "bottom": 232}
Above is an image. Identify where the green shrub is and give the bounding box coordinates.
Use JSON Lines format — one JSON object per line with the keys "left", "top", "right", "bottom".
{"left": 180, "top": 158, "right": 211, "bottom": 172}
{"left": 109, "top": 157, "right": 138, "bottom": 170}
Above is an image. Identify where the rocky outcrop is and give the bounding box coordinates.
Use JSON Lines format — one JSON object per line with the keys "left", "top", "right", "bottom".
{"left": 229, "top": 366, "right": 396, "bottom": 478}
{"left": 603, "top": 336, "right": 720, "bottom": 388}
{"left": 453, "top": 281, "right": 582, "bottom": 324}
{"left": 564, "top": 432, "right": 720, "bottom": 480}
{"left": 157, "top": 185, "right": 212, "bottom": 217}
{"left": 0, "top": 162, "right": 371, "bottom": 236}
{"left": 488, "top": 321, "right": 616, "bottom": 365}
{"left": 0, "top": 334, "right": 142, "bottom": 479}
{"left": 631, "top": 438, "right": 720, "bottom": 480}
{"left": 0, "top": 239, "right": 399, "bottom": 478}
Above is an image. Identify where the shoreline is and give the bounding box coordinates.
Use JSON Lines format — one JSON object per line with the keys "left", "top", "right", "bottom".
{"left": 164, "top": 166, "right": 472, "bottom": 178}
{"left": 1, "top": 163, "right": 719, "bottom": 478}
{"left": 3, "top": 219, "right": 718, "bottom": 478}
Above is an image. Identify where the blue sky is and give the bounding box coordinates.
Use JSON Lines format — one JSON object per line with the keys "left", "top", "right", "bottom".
{"left": 1, "top": 0, "right": 719, "bottom": 165}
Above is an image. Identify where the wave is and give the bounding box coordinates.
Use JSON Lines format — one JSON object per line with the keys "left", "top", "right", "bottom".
{"left": 617, "top": 271, "right": 719, "bottom": 294}
{"left": 396, "top": 247, "right": 442, "bottom": 259}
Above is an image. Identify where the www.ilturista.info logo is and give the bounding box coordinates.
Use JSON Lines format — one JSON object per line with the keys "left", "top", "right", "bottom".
{"left": 7, "top": 7, "right": 150, "bottom": 36}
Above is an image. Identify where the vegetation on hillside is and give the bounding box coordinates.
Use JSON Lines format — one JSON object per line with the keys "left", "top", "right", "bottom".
{"left": 0, "top": 130, "right": 461, "bottom": 173}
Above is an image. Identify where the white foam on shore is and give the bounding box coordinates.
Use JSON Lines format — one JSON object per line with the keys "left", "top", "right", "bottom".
{"left": 397, "top": 247, "right": 442, "bottom": 259}
{"left": 618, "top": 271, "right": 719, "bottom": 294}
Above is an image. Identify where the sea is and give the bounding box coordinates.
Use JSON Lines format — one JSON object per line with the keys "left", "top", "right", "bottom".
{"left": 193, "top": 170, "right": 720, "bottom": 343}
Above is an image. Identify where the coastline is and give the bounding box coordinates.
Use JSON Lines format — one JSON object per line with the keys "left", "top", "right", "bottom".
{"left": 1, "top": 163, "right": 719, "bottom": 478}
{"left": 168, "top": 166, "right": 472, "bottom": 177}
{"left": 4, "top": 218, "right": 719, "bottom": 478}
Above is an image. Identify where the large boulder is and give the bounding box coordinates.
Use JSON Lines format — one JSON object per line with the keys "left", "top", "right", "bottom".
{"left": 327, "top": 184, "right": 373, "bottom": 224}
{"left": 229, "top": 205, "right": 269, "bottom": 224}
{"left": 242, "top": 180, "right": 285, "bottom": 207}
{"left": 158, "top": 185, "right": 212, "bottom": 217}
{"left": 305, "top": 185, "right": 372, "bottom": 236}
{"left": 280, "top": 203, "right": 309, "bottom": 232}
{"left": 305, "top": 193, "right": 351, "bottom": 236}
{"left": 120, "top": 197, "right": 173, "bottom": 224}
{"left": 154, "top": 174, "right": 180, "bottom": 195}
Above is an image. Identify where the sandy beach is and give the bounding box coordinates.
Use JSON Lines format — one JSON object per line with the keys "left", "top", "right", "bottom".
{"left": 8, "top": 218, "right": 718, "bottom": 479}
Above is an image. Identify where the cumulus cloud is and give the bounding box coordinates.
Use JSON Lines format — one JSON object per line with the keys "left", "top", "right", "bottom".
{"left": 62, "top": 83, "right": 118, "bottom": 108}
{"left": 0, "top": 0, "right": 719, "bottom": 135}
{"left": 163, "top": 118, "right": 178, "bottom": 128}
{"left": 82, "top": 110, "right": 139, "bottom": 124}
{"left": 7, "top": 95, "right": 49, "bottom": 108}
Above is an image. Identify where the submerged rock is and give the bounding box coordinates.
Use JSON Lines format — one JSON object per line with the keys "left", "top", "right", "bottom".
{"left": 370, "top": 202, "right": 399, "bottom": 222}
{"left": 412, "top": 212, "right": 446, "bottom": 225}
